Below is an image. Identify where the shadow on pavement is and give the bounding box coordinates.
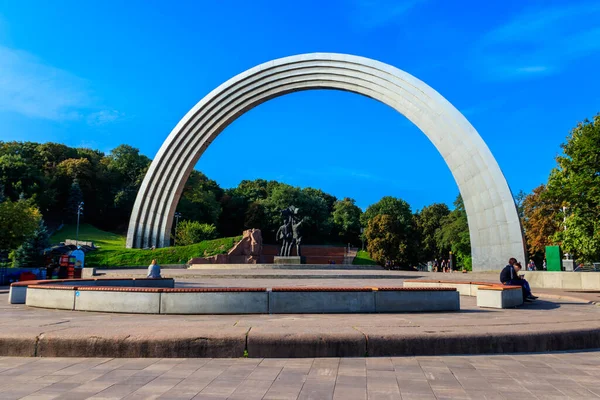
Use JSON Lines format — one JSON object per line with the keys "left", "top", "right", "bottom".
{"left": 522, "top": 300, "right": 561, "bottom": 310}
{"left": 566, "top": 290, "right": 600, "bottom": 294}
{"left": 456, "top": 309, "right": 494, "bottom": 313}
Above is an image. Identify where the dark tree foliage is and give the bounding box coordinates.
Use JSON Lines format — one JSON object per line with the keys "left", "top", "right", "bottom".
{"left": 13, "top": 219, "right": 50, "bottom": 268}
{"left": 65, "top": 179, "right": 84, "bottom": 223}
{"left": 415, "top": 203, "right": 450, "bottom": 263}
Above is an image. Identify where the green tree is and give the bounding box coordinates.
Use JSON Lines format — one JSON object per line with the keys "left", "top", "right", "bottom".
{"left": 557, "top": 211, "right": 600, "bottom": 261}
{"left": 435, "top": 195, "right": 472, "bottom": 270}
{"left": 177, "top": 171, "right": 223, "bottom": 226}
{"left": 522, "top": 184, "right": 561, "bottom": 255}
{"left": 365, "top": 214, "right": 409, "bottom": 268}
{"left": 260, "top": 184, "right": 331, "bottom": 243}
{"left": 361, "top": 196, "right": 413, "bottom": 228}
{"left": 244, "top": 201, "right": 267, "bottom": 230}
{"left": 104, "top": 144, "right": 151, "bottom": 227}
{"left": 218, "top": 192, "right": 249, "bottom": 237}
{"left": 361, "top": 196, "right": 415, "bottom": 258}
{"left": 175, "top": 220, "right": 218, "bottom": 246}
{"left": 332, "top": 198, "right": 362, "bottom": 245}
{"left": 546, "top": 114, "right": 600, "bottom": 262}
{"left": 514, "top": 189, "right": 527, "bottom": 219}
{"left": 13, "top": 219, "right": 50, "bottom": 268}
{"left": 0, "top": 198, "right": 42, "bottom": 252}
{"left": 415, "top": 203, "right": 450, "bottom": 262}
{"left": 234, "top": 179, "right": 269, "bottom": 202}
{"left": 0, "top": 151, "right": 43, "bottom": 201}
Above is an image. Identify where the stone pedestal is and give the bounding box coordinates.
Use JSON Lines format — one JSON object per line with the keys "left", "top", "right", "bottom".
{"left": 563, "top": 259, "right": 575, "bottom": 272}
{"left": 82, "top": 268, "right": 96, "bottom": 278}
{"left": 273, "top": 256, "right": 305, "bottom": 265}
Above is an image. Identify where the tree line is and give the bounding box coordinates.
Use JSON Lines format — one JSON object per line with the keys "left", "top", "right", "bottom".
{"left": 5, "top": 111, "right": 595, "bottom": 270}
{"left": 521, "top": 114, "right": 600, "bottom": 264}
{"left": 0, "top": 140, "right": 470, "bottom": 268}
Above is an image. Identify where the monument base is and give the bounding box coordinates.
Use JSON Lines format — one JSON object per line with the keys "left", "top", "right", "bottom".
{"left": 273, "top": 256, "right": 305, "bottom": 265}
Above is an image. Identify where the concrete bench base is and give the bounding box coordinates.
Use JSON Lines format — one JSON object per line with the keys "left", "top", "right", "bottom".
{"left": 477, "top": 287, "right": 523, "bottom": 309}
{"left": 8, "top": 286, "right": 27, "bottom": 305}
{"left": 16, "top": 280, "right": 460, "bottom": 314}
{"left": 404, "top": 280, "right": 523, "bottom": 308}
{"left": 8, "top": 278, "right": 175, "bottom": 304}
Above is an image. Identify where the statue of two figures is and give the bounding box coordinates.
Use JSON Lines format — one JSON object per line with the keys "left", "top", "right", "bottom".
{"left": 276, "top": 206, "right": 304, "bottom": 257}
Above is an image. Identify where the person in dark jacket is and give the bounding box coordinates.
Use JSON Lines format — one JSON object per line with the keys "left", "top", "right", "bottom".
{"left": 500, "top": 258, "right": 537, "bottom": 301}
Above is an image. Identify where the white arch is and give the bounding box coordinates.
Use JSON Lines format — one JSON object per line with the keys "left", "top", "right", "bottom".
{"left": 126, "top": 53, "right": 525, "bottom": 271}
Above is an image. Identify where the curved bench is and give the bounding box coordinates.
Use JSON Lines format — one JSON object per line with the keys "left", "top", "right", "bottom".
{"left": 8, "top": 278, "right": 175, "bottom": 304}
{"left": 11, "top": 279, "right": 460, "bottom": 314}
{"left": 403, "top": 280, "right": 523, "bottom": 308}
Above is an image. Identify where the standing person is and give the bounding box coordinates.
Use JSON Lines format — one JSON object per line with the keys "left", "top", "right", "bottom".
{"left": 441, "top": 259, "right": 447, "bottom": 273}
{"left": 147, "top": 259, "right": 161, "bottom": 279}
{"left": 528, "top": 259, "right": 536, "bottom": 271}
{"left": 500, "top": 258, "right": 537, "bottom": 301}
{"left": 543, "top": 259, "right": 547, "bottom": 271}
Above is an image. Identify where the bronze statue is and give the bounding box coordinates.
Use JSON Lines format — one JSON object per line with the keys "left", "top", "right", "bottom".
{"left": 276, "top": 206, "right": 303, "bottom": 257}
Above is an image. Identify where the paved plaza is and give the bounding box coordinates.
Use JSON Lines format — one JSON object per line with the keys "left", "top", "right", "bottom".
{"left": 2, "top": 269, "right": 600, "bottom": 358}
{"left": 2, "top": 351, "right": 600, "bottom": 399}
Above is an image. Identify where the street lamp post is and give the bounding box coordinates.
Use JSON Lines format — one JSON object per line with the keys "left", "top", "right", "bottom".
{"left": 173, "top": 212, "right": 182, "bottom": 246}
{"left": 76, "top": 201, "right": 84, "bottom": 247}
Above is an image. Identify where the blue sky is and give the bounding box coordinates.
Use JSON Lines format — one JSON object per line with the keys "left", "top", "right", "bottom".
{"left": 1, "top": 0, "right": 599, "bottom": 211}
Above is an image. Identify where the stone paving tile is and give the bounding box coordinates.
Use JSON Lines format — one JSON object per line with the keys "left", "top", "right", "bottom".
{"left": 87, "top": 383, "right": 144, "bottom": 399}
{"left": 197, "top": 378, "right": 243, "bottom": 397}
{"left": 401, "top": 394, "right": 436, "bottom": 400}
{"left": 274, "top": 370, "right": 309, "bottom": 384}
{"left": 366, "top": 375, "right": 401, "bottom": 399}
{"left": 0, "top": 383, "right": 54, "bottom": 400}
{"left": 262, "top": 379, "right": 305, "bottom": 400}
{"left": 91, "top": 369, "right": 139, "bottom": 383}
{"left": 4, "top": 352, "right": 600, "bottom": 399}
{"left": 297, "top": 377, "right": 336, "bottom": 400}
{"left": 366, "top": 358, "right": 394, "bottom": 371}
{"left": 228, "top": 379, "right": 274, "bottom": 400}
{"left": 431, "top": 388, "right": 470, "bottom": 399}
{"left": 464, "top": 390, "right": 504, "bottom": 400}
{"left": 54, "top": 393, "right": 106, "bottom": 400}
{"left": 123, "top": 377, "right": 183, "bottom": 399}
{"left": 332, "top": 385, "right": 366, "bottom": 400}
{"left": 397, "top": 378, "right": 434, "bottom": 394}
{"left": 247, "top": 366, "right": 283, "bottom": 381}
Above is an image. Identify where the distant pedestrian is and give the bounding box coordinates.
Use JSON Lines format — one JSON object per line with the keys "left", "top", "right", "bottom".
{"left": 147, "top": 259, "right": 161, "bottom": 279}
{"left": 543, "top": 259, "right": 547, "bottom": 271}
{"left": 528, "top": 259, "right": 536, "bottom": 271}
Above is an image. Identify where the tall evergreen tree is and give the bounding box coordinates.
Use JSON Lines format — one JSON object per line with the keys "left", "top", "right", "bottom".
{"left": 12, "top": 219, "right": 50, "bottom": 268}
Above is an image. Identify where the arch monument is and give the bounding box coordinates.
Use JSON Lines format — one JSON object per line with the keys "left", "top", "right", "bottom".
{"left": 126, "top": 53, "right": 525, "bottom": 271}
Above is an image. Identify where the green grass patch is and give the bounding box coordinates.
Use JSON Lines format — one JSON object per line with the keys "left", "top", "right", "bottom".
{"left": 51, "top": 224, "right": 241, "bottom": 267}
{"left": 352, "top": 250, "right": 378, "bottom": 266}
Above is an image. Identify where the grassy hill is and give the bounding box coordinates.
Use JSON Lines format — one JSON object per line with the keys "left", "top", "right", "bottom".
{"left": 352, "top": 250, "right": 378, "bottom": 266}
{"left": 50, "top": 224, "right": 240, "bottom": 267}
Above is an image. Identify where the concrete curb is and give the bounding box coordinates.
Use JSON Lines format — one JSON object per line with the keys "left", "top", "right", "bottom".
{"left": 1, "top": 327, "right": 600, "bottom": 358}
{"left": 537, "top": 292, "right": 600, "bottom": 306}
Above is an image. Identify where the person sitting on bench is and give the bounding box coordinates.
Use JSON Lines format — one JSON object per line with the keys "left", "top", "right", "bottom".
{"left": 500, "top": 258, "right": 538, "bottom": 302}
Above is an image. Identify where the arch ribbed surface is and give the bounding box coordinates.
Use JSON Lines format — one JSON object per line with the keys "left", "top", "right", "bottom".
{"left": 126, "top": 53, "right": 525, "bottom": 271}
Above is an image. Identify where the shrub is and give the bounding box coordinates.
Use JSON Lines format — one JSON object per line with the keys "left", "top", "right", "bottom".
{"left": 175, "top": 220, "right": 218, "bottom": 246}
